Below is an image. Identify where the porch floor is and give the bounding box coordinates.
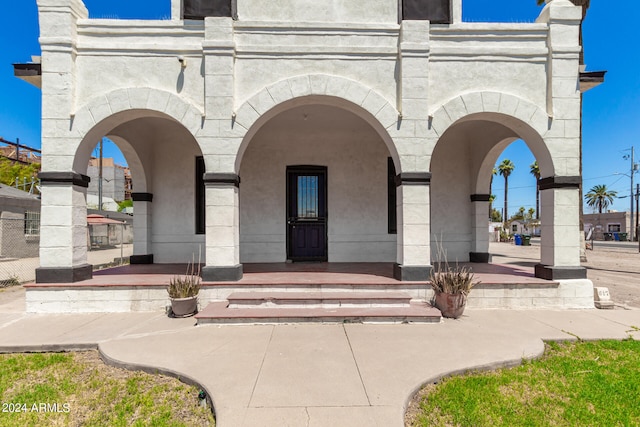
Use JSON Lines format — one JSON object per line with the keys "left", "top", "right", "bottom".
{"left": 25, "top": 262, "right": 555, "bottom": 288}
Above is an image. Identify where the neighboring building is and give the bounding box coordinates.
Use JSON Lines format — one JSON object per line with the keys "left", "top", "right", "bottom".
{"left": 19, "top": 0, "right": 600, "bottom": 290}
{"left": 509, "top": 220, "right": 541, "bottom": 237}
{"left": 584, "top": 211, "right": 631, "bottom": 241}
{"left": 86, "top": 157, "right": 127, "bottom": 202}
{"left": 0, "top": 185, "right": 40, "bottom": 259}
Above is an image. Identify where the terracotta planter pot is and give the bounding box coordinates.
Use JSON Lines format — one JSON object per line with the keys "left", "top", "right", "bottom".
{"left": 170, "top": 295, "right": 198, "bottom": 317}
{"left": 434, "top": 292, "right": 467, "bottom": 319}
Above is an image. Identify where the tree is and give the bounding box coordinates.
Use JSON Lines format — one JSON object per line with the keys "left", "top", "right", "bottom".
{"left": 498, "top": 159, "right": 515, "bottom": 223}
{"left": 585, "top": 185, "right": 617, "bottom": 214}
{"left": 117, "top": 199, "right": 133, "bottom": 212}
{"left": 489, "top": 168, "right": 497, "bottom": 218}
{"left": 0, "top": 158, "right": 40, "bottom": 192}
{"left": 491, "top": 208, "right": 502, "bottom": 223}
{"left": 530, "top": 161, "right": 541, "bottom": 219}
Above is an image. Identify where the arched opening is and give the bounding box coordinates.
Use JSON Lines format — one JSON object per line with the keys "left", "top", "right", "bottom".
{"left": 237, "top": 98, "right": 399, "bottom": 263}
{"left": 430, "top": 112, "right": 552, "bottom": 264}
{"left": 75, "top": 110, "right": 204, "bottom": 264}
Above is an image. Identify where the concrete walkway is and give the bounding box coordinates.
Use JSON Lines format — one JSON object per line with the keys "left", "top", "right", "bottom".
{"left": 0, "top": 293, "right": 637, "bottom": 427}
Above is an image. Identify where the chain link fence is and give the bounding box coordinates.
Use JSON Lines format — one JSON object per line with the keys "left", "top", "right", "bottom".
{"left": 0, "top": 215, "right": 133, "bottom": 285}
{"left": 0, "top": 216, "right": 40, "bottom": 285}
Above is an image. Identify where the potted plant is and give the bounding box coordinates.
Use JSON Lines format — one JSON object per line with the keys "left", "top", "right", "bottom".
{"left": 167, "top": 261, "right": 201, "bottom": 317}
{"left": 429, "top": 240, "right": 480, "bottom": 319}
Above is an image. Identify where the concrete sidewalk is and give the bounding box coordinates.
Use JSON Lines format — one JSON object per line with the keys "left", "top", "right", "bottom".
{"left": 0, "top": 300, "right": 638, "bottom": 427}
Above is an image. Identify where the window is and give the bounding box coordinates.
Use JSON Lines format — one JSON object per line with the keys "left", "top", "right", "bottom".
{"left": 402, "top": 0, "right": 452, "bottom": 23}
{"left": 387, "top": 158, "right": 397, "bottom": 234}
{"left": 24, "top": 211, "right": 40, "bottom": 236}
{"left": 195, "top": 156, "right": 205, "bottom": 234}
{"left": 607, "top": 224, "right": 621, "bottom": 233}
{"left": 183, "top": 0, "right": 234, "bottom": 19}
{"left": 512, "top": 224, "right": 518, "bottom": 233}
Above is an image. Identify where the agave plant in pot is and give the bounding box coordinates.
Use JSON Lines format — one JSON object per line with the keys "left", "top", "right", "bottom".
{"left": 430, "top": 240, "right": 480, "bottom": 319}
{"left": 167, "top": 261, "right": 201, "bottom": 317}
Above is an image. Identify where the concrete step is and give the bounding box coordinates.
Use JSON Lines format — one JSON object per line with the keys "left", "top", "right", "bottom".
{"left": 226, "top": 291, "right": 413, "bottom": 309}
{"left": 195, "top": 301, "right": 441, "bottom": 325}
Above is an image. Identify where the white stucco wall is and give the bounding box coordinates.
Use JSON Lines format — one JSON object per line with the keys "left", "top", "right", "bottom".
{"left": 150, "top": 124, "right": 205, "bottom": 263}
{"left": 238, "top": 0, "right": 399, "bottom": 23}
{"left": 239, "top": 104, "right": 395, "bottom": 262}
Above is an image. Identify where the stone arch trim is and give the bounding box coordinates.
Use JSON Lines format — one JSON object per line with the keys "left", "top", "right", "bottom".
{"left": 232, "top": 74, "right": 401, "bottom": 172}
{"left": 430, "top": 91, "right": 550, "bottom": 138}
{"left": 430, "top": 91, "right": 555, "bottom": 177}
{"left": 235, "top": 74, "right": 398, "bottom": 131}
{"left": 71, "top": 88, "right": 204, "bottom": 139}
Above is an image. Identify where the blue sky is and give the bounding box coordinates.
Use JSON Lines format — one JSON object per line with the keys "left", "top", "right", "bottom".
{"left": 1, "top": 1, "right": 638, "bottom": 216}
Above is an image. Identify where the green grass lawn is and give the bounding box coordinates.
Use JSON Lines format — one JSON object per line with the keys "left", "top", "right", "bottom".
{"left": 407, "top": 339, "right": 640, "bottom": 427}
{"left": 0, "top": 351, "right": 214, "bottom": 426}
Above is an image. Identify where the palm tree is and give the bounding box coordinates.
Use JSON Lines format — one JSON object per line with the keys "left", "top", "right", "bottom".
{"left": 498, "top": 159, "right": 515, "bottom": 223}
{"left": 489, "top": 167, "right": 497, "bottom": 218}
{"left": 530, "top": 161, "right": 541, "bottom": 219}
{"left": 585, "top": 185, "right": 617, "bottom": 214}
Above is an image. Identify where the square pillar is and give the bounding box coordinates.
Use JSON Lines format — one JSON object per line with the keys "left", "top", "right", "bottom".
{"left": 36, "top": 172, "right": 92, "bottom": 283}
{"left": 395, "top": 173, "right": 432, "bottom": 281}
{"left": 130, "top": 192, "right": 154, "bottom": 264}
{"left": 201, "top": 173, "right": 242, "bottom": 281}
{"left": 470, "top": 194, "right": 491, "bottom": 263}
{"left": 536, "top": 176, "right": 586, "bottom": 280}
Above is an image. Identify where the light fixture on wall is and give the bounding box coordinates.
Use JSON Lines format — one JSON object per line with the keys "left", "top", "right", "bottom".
{"left": 178, "top": 56, "right": 187, "bottom": 68}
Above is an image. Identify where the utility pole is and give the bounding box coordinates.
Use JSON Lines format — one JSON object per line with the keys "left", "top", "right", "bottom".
{"left": 636, "top": 183, "right": 639, "bottom": 251}
{"left": 98, "top": 138, "right": 103, "bottom": 212}
{"left": 623, "top": 147, "right": 636, "bottom": 241}
{"left": 631, "top": 146, "right": 634, "bottom": 242}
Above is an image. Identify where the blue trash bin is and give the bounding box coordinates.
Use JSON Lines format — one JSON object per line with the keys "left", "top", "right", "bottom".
{"left": 514, "top": 234, "right": 522, "bottom": 246}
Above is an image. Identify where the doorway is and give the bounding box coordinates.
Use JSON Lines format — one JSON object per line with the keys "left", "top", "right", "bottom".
{"left": 286, "top": 166, "right": 328, "bottom": 261}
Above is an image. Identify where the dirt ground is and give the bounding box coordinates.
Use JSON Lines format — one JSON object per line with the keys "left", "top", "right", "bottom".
{"left": 491, "top": 241, "right": 640, "bottom": 309}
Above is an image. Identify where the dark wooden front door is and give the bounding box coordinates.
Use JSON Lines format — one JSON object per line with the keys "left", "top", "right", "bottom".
{"left": 287, "top": 166, "right": 328, "bottom": 261}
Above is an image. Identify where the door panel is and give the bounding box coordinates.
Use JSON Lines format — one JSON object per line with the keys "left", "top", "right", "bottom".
{"left": 287, "top": 166, "right": 327, "bottom": 261}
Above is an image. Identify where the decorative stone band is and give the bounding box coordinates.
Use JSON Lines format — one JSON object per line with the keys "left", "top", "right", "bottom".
{"left": 470, "top": 194, "right": 491, "bottom": 202}
{"left": 202, "top": 264, "right": 243, "bottom": 281}
{"left": 35, "top": 264, "right": 93, "bottom": 283}
{"left": 395, "top": 172, "right": 431, "bottom": 187}
{"left": 131, "top": 192, "right": 153, "bottom": 202}
{"left": 469, "top": 252, "right": 492, "bottom": 263}
{"left": 535, "top": 264, "right": 587, "bottom": 281}
{"left": 130, "top": 254, "right": 154, "bottom": 264}
{"left": 38, "top": 172, "right": 90, "bottom": 188}
{"left": 393, "top": 263, "right": 432, "bottom": 281}
{"left": 538, "top": 176, "right": 581, "bottom": 191}
{"left": 203, "top": 173, "right": 241, "bottom": 188}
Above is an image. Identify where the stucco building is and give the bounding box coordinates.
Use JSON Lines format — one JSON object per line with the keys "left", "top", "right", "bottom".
{"left": 26, "top": 0, "right": 596, "bottom": 307}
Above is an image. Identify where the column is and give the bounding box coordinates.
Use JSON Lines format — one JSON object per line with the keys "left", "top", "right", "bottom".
{"left": 395, "top": 173, "right": 432, "bottom": 281}
{"left": 535, "top": 177, "right": 586, "bottom": 280}
{"left": 201, "top": 173, "right": 242, "bottom": 281}
{"left": 36, "top": 172, "right": 92, "bottom": 283}
{"left": 469, "top": 194, "right": 491, "bottom": 263}
{"left": 130, "top": 192, "right": 154, "bottom": 264}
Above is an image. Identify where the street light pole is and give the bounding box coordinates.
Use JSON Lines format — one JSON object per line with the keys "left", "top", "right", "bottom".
{"left": 623, "top": 147, "right": 636, "bottom": 241}
{"left": 631, "top": 146, "right": 634, "bottom": 241}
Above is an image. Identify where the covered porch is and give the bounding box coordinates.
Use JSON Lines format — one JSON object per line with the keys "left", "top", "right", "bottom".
{"left": 24, "top": 258, "right": 594, "bottom": 318}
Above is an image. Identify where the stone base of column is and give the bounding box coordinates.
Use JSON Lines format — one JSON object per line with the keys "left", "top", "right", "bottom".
{"left": 202, "top": 264, "right": 243, "bottom": 281}
{"left": 393, "top": 263, "right": 432, "bottom": 281}
{"left": 36, "top": 264, "right": 93, "bottom": 283}
{"left": 130, "top": 254, "right": 154, "bottom": 264}
{"left": 469, "top": 252, "right": 492, "bottom": 263}
{"left": 534, "top": 264, "right": 587, "bottom": 280}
